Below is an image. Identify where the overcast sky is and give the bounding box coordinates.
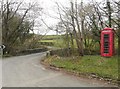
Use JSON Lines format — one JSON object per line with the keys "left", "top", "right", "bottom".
{"left": 31, "top": 0, "right": 102, "bottom": 35}
{"left": 30, "top": 0, "right": 71, "bottom": 35}
{"left": 9, "top": 0, "right": 119, "bottom": 35}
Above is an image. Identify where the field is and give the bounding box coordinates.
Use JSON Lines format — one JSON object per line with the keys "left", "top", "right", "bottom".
{"left": 42, "top": 35, "right": 61, "bottom": 39}
{"left": 40, "top": 35, "right": 118, "bottom": 50}
{"left": 39, "top": 35, "right": 67, "bottom": 48}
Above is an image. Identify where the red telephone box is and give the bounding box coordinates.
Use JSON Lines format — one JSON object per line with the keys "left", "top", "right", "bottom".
{"left": 101, "top": 27, "right": 114, "bottom": 57}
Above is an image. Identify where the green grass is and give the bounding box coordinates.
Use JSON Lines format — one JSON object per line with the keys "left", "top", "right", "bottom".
{"left": 44, "top": 55, "right": 118, "bottom": 80}
{"left": 39, "top": 39, "right": 66, "bottom": 48}
{"left": 40, "top": 35, "right": 118, "bottom": 49}
{"left": 39, "top": 40, "right": 55, "bottom": 42}
{"left": 42, "top": 35, "right": 63, "bottom": 40}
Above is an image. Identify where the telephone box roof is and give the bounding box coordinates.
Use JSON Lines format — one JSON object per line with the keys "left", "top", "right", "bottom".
{"left": 103, "top": 27, "right": 113, "bottom": 30}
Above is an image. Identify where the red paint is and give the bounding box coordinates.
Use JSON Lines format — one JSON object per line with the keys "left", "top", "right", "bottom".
{"left": 100, "top": 27, "right": 114, "bottom": 57}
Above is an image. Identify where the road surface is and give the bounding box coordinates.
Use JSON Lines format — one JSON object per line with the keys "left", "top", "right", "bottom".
{"left": 2, "top": 52, "right": 117, "bottom": 87}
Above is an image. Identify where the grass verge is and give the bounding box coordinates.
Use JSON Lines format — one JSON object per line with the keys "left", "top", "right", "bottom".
{"left": 43, "top": 55, "right": 118, "bottom": 84}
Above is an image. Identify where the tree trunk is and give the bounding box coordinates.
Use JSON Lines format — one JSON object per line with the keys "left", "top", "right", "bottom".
{"left": 70, "top": 2, "right": 82, "bottom": 56}
{"left": 118, "top": 35, "right": 120, "bottom": 56}
{"left": 117, "top": 1, "right": 120, "bottom": 87}
{"left": 70, "top": 33, "right": 74, "bottom": 48}
{"left": 66, "top": 28, "right": 70, "bottom": 56}
{"left": 118, "top": 1, "right": 120, "bottom": 57}
{"left": 75, "top": 1, "right": 84, "bottom": 56}
{"left": 75, "top": 17, "right": 84, "bottom": 56}
{"left": 107, "top": 0, "right": 111, "bottom": 27}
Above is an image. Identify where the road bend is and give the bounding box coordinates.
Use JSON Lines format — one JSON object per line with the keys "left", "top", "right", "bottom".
{"left": 2, "top": 52, "right": 117, "bottom": 87}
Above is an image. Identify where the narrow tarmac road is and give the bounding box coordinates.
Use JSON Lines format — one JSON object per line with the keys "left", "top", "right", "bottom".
{"left": 2, "top": 52, "right": 117, "bottom": 87}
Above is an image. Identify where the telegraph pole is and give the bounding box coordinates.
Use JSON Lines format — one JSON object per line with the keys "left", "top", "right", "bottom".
{"left": 107, "top": 0, "right": 111, "bottom": 27}
{"left": 80, "top": 0, "right": 84, "bottom": 56}
{"left": 118, "top": 1, "right": 120, "bottom": 57}
{"left": 117, "top": 1, "right": 120, "bottom": 87}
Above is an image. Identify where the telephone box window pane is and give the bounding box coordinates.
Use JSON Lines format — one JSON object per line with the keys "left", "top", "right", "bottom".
{"left": 104, "top": 34, "right": 109, "bottom": 53}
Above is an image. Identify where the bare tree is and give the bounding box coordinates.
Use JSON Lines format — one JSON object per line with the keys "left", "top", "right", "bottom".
{"left": 2, "top": 0, "right": 42, "bottom": 54}
{"left": 74, "top": 1, "right": 84, "bottom": 56}
{"left": 117, "top": 1, "right": 120, "bottom": 56}
{"left": 70, "top": 1, "right": 83, "bottom": 56}
{"left": 43, "top": 0, "right": 119, "bottom": 56}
